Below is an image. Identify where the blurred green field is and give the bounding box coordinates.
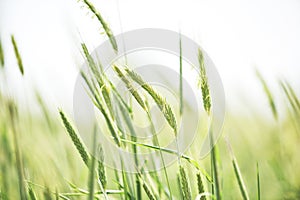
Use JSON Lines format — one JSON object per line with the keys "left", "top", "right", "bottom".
{"left": 1, "top": 65, "right": 300, "bottom": 199}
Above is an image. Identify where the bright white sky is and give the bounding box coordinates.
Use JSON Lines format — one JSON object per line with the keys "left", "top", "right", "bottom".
{"left": 0, "top": 0, "right": 300, "bottom": 118}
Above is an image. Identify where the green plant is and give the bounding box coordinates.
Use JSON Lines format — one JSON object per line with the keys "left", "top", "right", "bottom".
{"left": 11, "top": 35, "right": 24, "bottom": 75}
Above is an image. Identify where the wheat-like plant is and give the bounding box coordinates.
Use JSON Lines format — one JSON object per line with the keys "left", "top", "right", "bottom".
{"left": 198, "top": 49, "right": 211, "bottom": 115}
{"left": 28, "top": 185, "right": 37, "bottom": 200}
{"left": 97, "top": 146, "right": 107, "bottom": 190}
{"left": 138, "top": 173, "right": 157, "bottom": 200}
{"left": 79, "top": 0, "right": 118, "bottom": 52}
{"left": 179, "top": 33, "right": 183, "bottom": 116}
{"left": 256, "top": 70, "right": 278, "bottom": 120}
{"left": 257, "top": 162, "right": 261, "bottom": 200}
{"left": 82, "top": 43, "right": 114, "bottom": 119}
{"left": 35, "top": 90, "right": 54, "bottom": 132}
{"left": 232, "top": 158, "right": 249, "bottom": 200}
{"left": 280, "top": 80, "right": 300, "bottom": 114}
{"left": 2, "top": 3, "right": 293, "bottom": 197}
{"left": 11, "top": 35, "right": 24, "bottom": 75}
{"left": 113, "top": 65, "right": 146, "bottom": 110}
{"left": 226, "top": 139, "right": 249, "bottom": 200}
{"left": 80, "top": 71, "right": 121, "bottom": 147}
{"left": 59, "top": 110, "right": 90, "bottom": 166}
{"left": 88, "top": 128, "right": 97, "bottom": 200}
{"left": 179, "top": 165, "right": 192, "bottom": 200}
{"left": 210, "top": 134, "right": 221, "bottom": 200}
{"left": 177, "top": 173, "right": 184, "bottom": 199}
{"left": 125, "top": 67, "right": 178, "bottom": 135}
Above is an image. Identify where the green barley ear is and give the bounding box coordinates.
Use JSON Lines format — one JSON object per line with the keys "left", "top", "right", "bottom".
{"left": 0, "top": 36, "right": 4, "bottom": 67}
{"left": 196, "top": 172, "right": 206, "bottom": 200}
{"left": 59, "top": 110, "right": 90, "bottom": 166}
{"left": 125, "top": 67, "right": 178, "bottom": 135}
{"left": 113, "top": 65, "right": 146, "bottom": 110}
{"left": 177, "top": 173, "right": 184, "bottom": 199}
{"left": 198, "top": 49, "right": 211, "bottom": 115}
{"left": 97, "top": 145, "right": 107, "bottom": 189}
{"left": 11, "top": 35, "right": 24, "bottom": 75}
{"left": 81, "top": 0, "right": 118, "bottom": 52}
{"left": 179, "top": 165, "right": 192, "bottom": 200}
{"left": 256, "top": 69, "right": 278, "bottom": 120}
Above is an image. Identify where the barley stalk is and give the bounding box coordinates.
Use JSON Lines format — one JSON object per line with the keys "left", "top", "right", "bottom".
{"left": 226, "top": 139, "right": 249, "bottom": 200}
{"left": 279, "top": 80, "right": 299, "bottom": 113}
{"left": 112, "top": 162, "right": 123, "bottom": 199}
{"left": 145, "top": 100, "right": 173, "bottom": 199}
{"left": 113, "top": 65, "right": 174, "bottom": 197}
{"left": 81, "top": 0, "right": 118, "bottom": 52}
{"left": 88, "top": 128, "right": 97, "bottom": 200}
{"left": 11, "top": 35, "right": 24, "bottom": 75}
{"left": 138, "top": 172, "right": 157, "bottom": 200}
{"left": 120, "top": 158, "right": 134, "bottom": 199}
{"left": 55, "top": 189, "right": 59, "bottom": 200}
{"left": 143, "top": 182, "right": 156, "bottom": 200}
{"left": 283, "top": 80, "right": 300, "bottom": 112}
{"left": 59, "top": 110, "right": 90, "bottom": 166}
{"left": 113, "top": 65, "right": 146, "bottom": 110}
{"left": 125, "top": 67, "right": 178, "bottom": 135}
{"left": 256, "top": 70, "right": 278, "bottom": 120}
{"left": 120, "top": 138, "right": 212, "bottom": 182}
{"left": 109, "top": 80, "right": 133, "bottom": 114}
{"left": 210, "top": 135, "right": 221, "bottom": 200}
{"left": 117, "top": 101, "right": 142, "bottom": 199}
{"left": 81, "top": 43, "right": 114, "bottom": 119}
{"left": 81, "top": 71, "right": 121, "bottom": 146}
{"left": 232, "top": 158, "right": 249, "bottom": 200}
{"left": 35, "top": 90, "right": 54, "bottom": 132}
{"left": 286, "top": 83, "right": 300, "bottom": 110}
{"left": 257, "top": 162, "right": 261, "bottom": 200}
{"left": 28, "top": 185, "right": 37, "bottom": 200}
{"left": 179, "top": 33, "right": 183, "bottom": 116}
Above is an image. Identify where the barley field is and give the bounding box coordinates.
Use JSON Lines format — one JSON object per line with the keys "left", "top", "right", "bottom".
{"left": 0, "top": 0, "right": 300, "bottom": 200}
